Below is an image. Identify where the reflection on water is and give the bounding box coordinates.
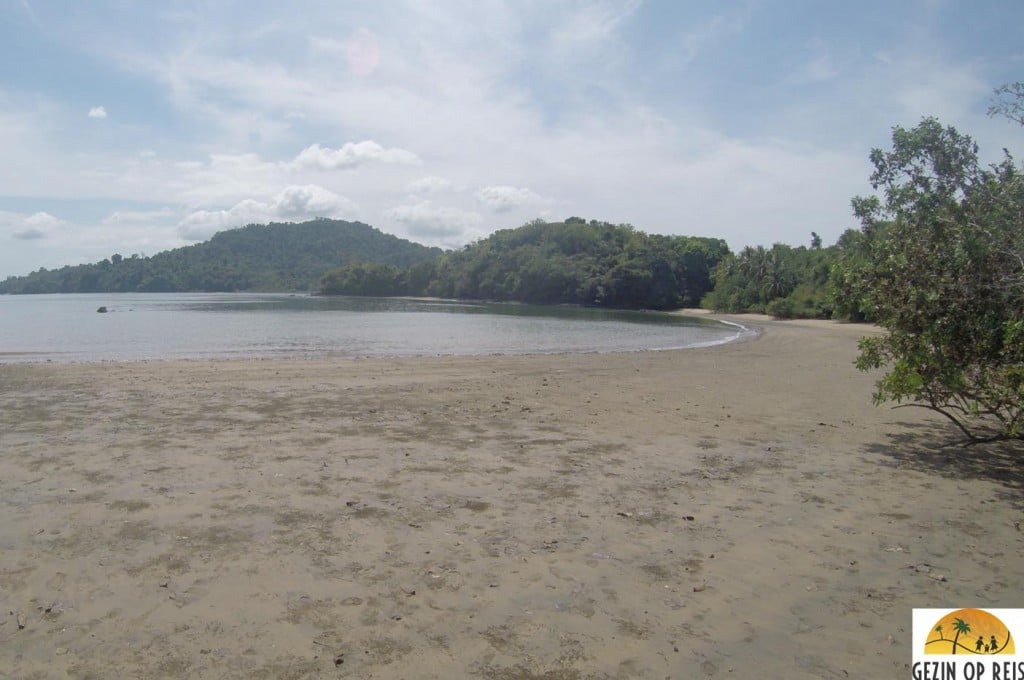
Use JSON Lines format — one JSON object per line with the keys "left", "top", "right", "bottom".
{"left": 0, "top": 293, "right": 748, "bottom": 363}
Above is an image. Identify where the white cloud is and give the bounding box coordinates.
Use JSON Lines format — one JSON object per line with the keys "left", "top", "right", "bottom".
{"left": 0, "top": 210, "right": 64, "bottom": 241}
{"left": 384, "top": 200, "right": 482, "bottom": 240}
{"left": 680, "top": 3, "right": 755, "bottom": 64}
{"left": 476, "top": 185, "right": 543, "bottom": 213}
{"left": 87, "top": 106, "right": 107, "bottom": 119}
{"left": 551, "top": 0, "right": 641, "bottom": 46}
{"left": 3, "top": 2, "right": 1024, "bottom": 278}
{"left": 178, "top": 185, "right": 357, "bottom": 241}
{"left": 407, "top": 175, "right": 454, "bottom": 194}
{"left": 292, "top": 141, "right": 421, "bottom": 170}
{"left": 795, "top": 54, "right": 839, "bottom": 84}
{"left": 0, "top": 208, "right": 193, "bottom": 275}
{"left": 272, "top": 184, "right": 353, "bottom": 217}
{"left": 892, "top": 61, "right": 989, "bottom": 123}
{"left": 344, "top": 29, "right": 381, "bottom": 78}
{"left": 24, "top": 211, "right": 64, "bottom": 229}
{"left": 310, "top": 29, "right": 381, "bottom": 78}
{"left": 102, "top": 207, "right": 176, "bottom": 226}
{"left": 175, "top": 152, "right": 286, "bottom": 206}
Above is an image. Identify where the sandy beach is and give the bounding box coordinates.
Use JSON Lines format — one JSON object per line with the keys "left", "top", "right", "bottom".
{"left": 1, "top": 315, "right": 1021, "bottom": 679}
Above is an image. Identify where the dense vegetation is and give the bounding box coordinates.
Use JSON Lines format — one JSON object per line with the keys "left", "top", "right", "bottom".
{"left": 835, "top": 115, "right": 1024, "bottom": 442}
{"left": 322, "top": 218, "right": 730, "bottom": 310}
{"left": 4, "top": 210, "right": 848, "bottom": 316}
{"left": 699, "top": 234, "right": 841, "bottom": 318}
{"left": 0, "top": 219, "right": 442, "bottom": 294}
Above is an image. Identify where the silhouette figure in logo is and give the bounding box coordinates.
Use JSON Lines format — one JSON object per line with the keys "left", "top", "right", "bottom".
{"left": 991, "top": 636, "right": 999, "bottom": 653}
{"left": 976, "top": 636, "right": 985, "bottom": 652}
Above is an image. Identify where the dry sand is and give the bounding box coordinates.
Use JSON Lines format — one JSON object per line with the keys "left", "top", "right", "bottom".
{"left": 1, "top": 315, "right": 1021, "bottom": 679}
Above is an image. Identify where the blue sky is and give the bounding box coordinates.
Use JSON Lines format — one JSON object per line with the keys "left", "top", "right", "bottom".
{"left": 1, "top": 0, "right": 1022, "bottom": 278}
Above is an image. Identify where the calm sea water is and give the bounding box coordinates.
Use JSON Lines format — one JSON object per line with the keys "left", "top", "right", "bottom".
{"left": 0, "top": 293, "right": 748, "bottom": 363}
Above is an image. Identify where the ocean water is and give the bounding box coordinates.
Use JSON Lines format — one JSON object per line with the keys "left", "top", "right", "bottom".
{"left": 0, "top": 293, "right": 748, "bottom": 363}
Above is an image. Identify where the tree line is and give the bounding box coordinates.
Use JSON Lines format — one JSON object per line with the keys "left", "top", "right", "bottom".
{"left": 0, "top": 219, "right": 442, "bottom": 294}
{"left": 318, "top": 218, "right": 880, "bottom": 321}
{"left": 1, "top": 211, "right": 865, "bottom": 320}
{"left": 321, "top": 218, "right": 730, "bottom": 310}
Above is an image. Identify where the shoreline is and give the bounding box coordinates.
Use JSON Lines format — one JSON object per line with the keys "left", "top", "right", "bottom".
{"left": 0, "top": 308, "right": 759, "bottom": 367}
{"left": 1, "top": 320, "right": 1020, "bottom": 678}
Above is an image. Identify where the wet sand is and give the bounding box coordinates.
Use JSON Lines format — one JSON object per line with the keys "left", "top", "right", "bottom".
{"left": 1, "top": 315, "right": 1021, "bottom": 679}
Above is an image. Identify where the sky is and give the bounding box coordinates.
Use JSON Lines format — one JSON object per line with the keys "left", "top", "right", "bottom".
{"left": 1, "top": 0, "right": 1022, "bottom": 278}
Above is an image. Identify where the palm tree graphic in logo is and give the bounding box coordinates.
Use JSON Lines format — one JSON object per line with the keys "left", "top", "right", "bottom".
{"left": 951, "top": 618, "right": 971, "bottom": 654}
{"left": 924, "top": 609, "right": 1015, "bottom": 655}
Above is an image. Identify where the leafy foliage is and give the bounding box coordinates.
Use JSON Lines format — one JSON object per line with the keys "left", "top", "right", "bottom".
{"left": 827, "top": 225, "right": 891, "bottom": 322}
{"left": 0, "top": 219, "right": 443, "bottom": 294}
{"left": 319, "top": 261, "right": 408, "bottom": 297}
{"left": 989, "top": 81, "right": 1024, "bottom": 126}
{"left": 334, "top": 218, "right": 731, "bottom": 310}
{"left": 835, "top": 117, "right": 1024, "bottom": 442}
{"left": 701, "top": 238, "right": 839, "bottom": 318}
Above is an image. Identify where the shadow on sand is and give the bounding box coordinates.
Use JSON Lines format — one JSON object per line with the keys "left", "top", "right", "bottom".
{"left": 864, "top": 420, "right": 1024, "bottom": 508}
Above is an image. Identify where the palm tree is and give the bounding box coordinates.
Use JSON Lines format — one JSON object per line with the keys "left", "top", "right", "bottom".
{"left": 951, "top": 618, "right": 971, "bottom": 654}
{"left": 935, "top": 624, "right": 944, "bottom": 641}
{"left": 761, "top": 247, "right": 795, "bottom": 301}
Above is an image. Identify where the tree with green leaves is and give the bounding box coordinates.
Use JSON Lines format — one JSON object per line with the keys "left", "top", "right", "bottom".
{"left": 319, "top": 261, "right": 406, "bottom": 296}
{"left": 702, "top": 241, "right": 836, "bottom": 318}
{"left": 989, "top": 81, "right": 1024, "bottom": 126}
{"left": 399, "top": 218, "right": 729, "bottom": 310}
{"left": 837, "top": 116, "right": 1024, "bottom": 442}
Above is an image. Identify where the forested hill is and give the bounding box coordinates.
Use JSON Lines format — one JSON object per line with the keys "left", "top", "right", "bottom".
{"left": 321, "top": 218, "right": 731, "bottom": 310}
{"left": 0, "top": 219, "right": 444, "bottom": 294}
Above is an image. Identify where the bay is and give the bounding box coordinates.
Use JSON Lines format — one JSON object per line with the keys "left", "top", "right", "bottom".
{"left": 0, "top": 293, "right": 748, "bottom": 363}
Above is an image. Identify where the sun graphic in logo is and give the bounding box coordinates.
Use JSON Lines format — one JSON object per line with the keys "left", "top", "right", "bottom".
{"left": 925, "top": 609, "right": 1015, "bottom": 655}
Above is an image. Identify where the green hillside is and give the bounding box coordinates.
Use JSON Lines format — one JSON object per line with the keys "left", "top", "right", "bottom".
{"left": 0, "top": 219, "right": 444, "bottom": 294}
{"left": 321, "top": 218, "right": 731, "bottom": 310}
